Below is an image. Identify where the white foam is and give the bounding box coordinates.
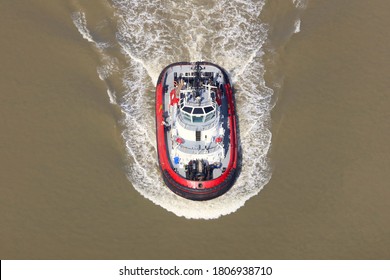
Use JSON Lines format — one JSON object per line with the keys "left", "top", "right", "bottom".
{"left": 106, "top": 89, "right": 117, "bottom": 104}
{"left": 292, "top": 0, "right": 308, "bottom": 9}
{"left": 291, "top": 0, "right": 306, "bottom": 34}
{"left": 97, "top": 56, "right": 119, "bottom": 80}
{"left": 71, "top": 12, "right": 110, "bottom": 50}
{"left": 72, "top": 11, "right": 120, "bottom": 106}
{"left": 294, "top": 19, "right": 301, "bottom": 33}
{"left": 72, "top": 12, "right": 95, "bottom": 44}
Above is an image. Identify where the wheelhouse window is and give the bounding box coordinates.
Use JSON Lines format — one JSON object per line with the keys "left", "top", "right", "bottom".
{"left": 193, "top": 107, "right": 204, "bottom": 114}
{"left": 192, "top": 116, "right": 204, "bottom": 123}
{"left": 182, "top": 112, "right": 191, "bottom": 122}
{"left": 179, "top": 104, "right": 216, "bottom": 124}
{"left": 204, "top": 106, "right": 213, "bottom": 113}
{"left": 183, "top": 106, "right": 192, "bottom": 113}
{"left": 205, "top": 112, "right": 215, "bottom": 122}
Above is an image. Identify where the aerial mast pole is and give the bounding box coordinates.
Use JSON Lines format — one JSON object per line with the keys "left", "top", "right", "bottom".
{"left": 193, "top": 61, "right": 204, "bottom": 97}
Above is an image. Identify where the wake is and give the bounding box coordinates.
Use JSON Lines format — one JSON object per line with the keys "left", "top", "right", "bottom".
{"left": 72, "top": 0, "right": 306, "bottom": 219}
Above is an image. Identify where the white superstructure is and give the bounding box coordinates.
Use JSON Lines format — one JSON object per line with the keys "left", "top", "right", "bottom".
{"left": 162, "top": 63, "right": 231, "bottom": 180}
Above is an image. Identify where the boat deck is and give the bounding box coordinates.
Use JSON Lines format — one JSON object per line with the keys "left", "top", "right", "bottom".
{"left": 161, "top": 63, "right": 231, "bottom": 180}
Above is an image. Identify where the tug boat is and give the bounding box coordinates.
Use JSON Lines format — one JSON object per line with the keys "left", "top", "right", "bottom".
{"left": 155, "top": 62, "right": 238, "bottom": 200}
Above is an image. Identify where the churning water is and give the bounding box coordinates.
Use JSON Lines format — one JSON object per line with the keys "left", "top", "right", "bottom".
{"left": 72, "top": 0, "right": 305, "bottom": 219}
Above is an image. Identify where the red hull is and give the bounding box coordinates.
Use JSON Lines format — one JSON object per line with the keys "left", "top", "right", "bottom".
{"left": 155, "top": 62, "right": 238, "bottom": 200}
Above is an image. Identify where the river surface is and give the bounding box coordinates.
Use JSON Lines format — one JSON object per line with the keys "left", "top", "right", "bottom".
{"left": 1, "top": 0, "right": 389, "bottom": 259}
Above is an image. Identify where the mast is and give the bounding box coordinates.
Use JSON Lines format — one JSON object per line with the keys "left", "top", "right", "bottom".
{"left": 193, "top": 61, "right": 204, "bottom": 97}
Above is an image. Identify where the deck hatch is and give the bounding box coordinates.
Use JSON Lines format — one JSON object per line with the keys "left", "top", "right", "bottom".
{"left": 196, "top": 131, "right": 201, "bottom": 141}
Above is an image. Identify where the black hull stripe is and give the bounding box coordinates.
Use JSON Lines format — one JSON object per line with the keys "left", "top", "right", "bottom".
{"left": 162, "top": 169, "right": 236, "bottom": 201}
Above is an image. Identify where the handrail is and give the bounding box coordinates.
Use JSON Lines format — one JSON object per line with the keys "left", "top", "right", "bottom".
{"left": 176, "top": 143, "right": 222, "bottom": 155}
{"left": 176, "top": 112, "right": 219, "bottom": 131}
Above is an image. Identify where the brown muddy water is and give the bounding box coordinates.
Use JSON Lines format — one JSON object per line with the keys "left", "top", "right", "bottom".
{"left": 0, "top": 0, "right": 389, "bottom": 259}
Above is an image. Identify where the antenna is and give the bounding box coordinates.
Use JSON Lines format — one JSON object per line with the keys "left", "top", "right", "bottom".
{"left": 203, "top": 83, "right": 217, "bottom": 99}
{"left": 192, "top": 61, "right": 204, "bottom": 97}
